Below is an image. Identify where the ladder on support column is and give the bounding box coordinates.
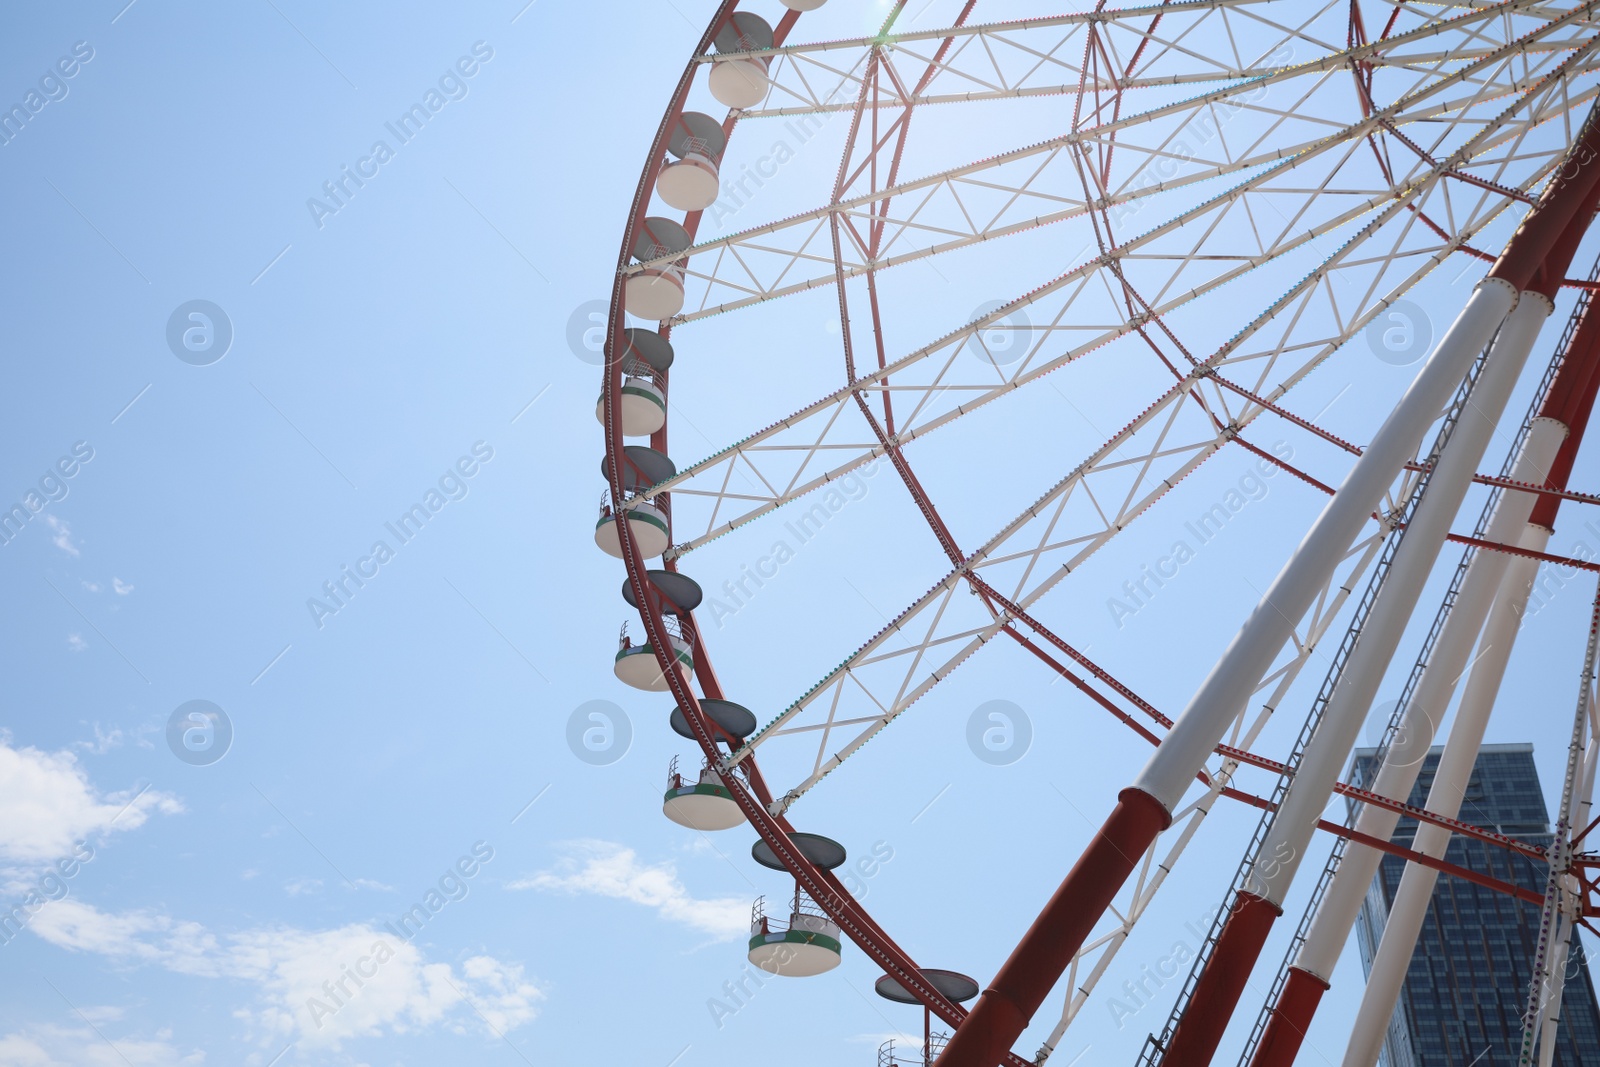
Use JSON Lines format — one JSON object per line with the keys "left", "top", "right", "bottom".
{"left": 1135, "top": 336, "right": 1498, "bottom": 1067}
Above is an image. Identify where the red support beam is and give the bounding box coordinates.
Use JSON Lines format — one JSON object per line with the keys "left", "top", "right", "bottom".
{"left": 997, "top": 595, "right": 1553, "bottom": 865}
{"left": 1163, "top": 893, "right": 1280, "bottom": 1065}
{"left": 1244, "top": 135, "right": 1600, "bottom": 1067}
{"left": 1220, "top": 787, "right": 1547, "bottom": 905}
{"left": 938, "top": 100, "right": 1600, "bottom": 1067}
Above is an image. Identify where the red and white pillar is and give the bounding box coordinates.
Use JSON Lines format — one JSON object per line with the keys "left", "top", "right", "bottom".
{"left": 1249, "top": 284, "right": 1600, "bottom": 1067}
{"left": 1338, "top": 311, "right": 1600, "bottom": 1067}
{"left": 935, "top": 111, "right": 1600, "bottom": 1067}
{"left": 1163, "top": 283, "right": 1553, "bottom": 1066}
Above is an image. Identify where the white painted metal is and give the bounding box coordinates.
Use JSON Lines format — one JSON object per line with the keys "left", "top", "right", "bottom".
{"left": 1244, "top": 292, "right": 1550, "bottom": 902}
{"left": 748, "top": 909, "right": 842, "bottom": 976}
{"left": 1537, "top": 912, "right": 1575, "bottom": 1067}
{"left": 651, "top": 34, "right": 1541, "bottom": 275}
{"left": 730, "top": 149, "right": 1561, "bottom": 796}
{"left": 1285, "top": 414, "right": 1568, "bottom": 978}
{"left": 653, "top": 104, "right": 1595, "bottom": 567}
{"left": 594, "top": 377, "right": 667, "bottom": 437}
{"left": 663, "top": 765, "right": 746, "bottom": 831}
{"left": 702, "top": 8, "right": 1600, "bottom": 823}
{"left": 719, "top": 1, "right": 1576, "bottom": 120}
{"left": 708, "top": 57, "right": 769, "bottom": 109}
{"left": 1530, "top": 689, "right": 1599, "bottom": 1066}
{"left": 1035, "top": 532, "right": 1399, "bottom": 1062}
{"left": 595, "top": 498, "right": 671, "bottom": 560}
{"left": 656, "top": 154, "right": 720, "bottom": 212}
{"left": 644, "top": 46, "right": 1600, "bottom": 559}
{"left": 602, "top": 1, "right": 1600, "bottom": 1056}
{"left": 614, "top": 636, "right": 694, "bottom": 691}
{"left": 1132, "top": 279, "right": 1520, "bottom": 813}
{"left": 648, "top": 5, "right": 1600, "bottom": 330}
{"left": 1339, "top": 524, "right": 1551, "bottom": 1067}
{"left": 1515, "top": 591, "right": 1600, "bottom": 1065}
{"left": 624, "top": 266, "right": 686, "bottom": 321}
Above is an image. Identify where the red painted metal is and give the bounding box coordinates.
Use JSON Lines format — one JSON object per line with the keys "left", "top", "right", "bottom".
{"left": 1011, "top": 617, "right": 1561, "bottom": 902}
{"left": 601, "top": 9, "right": 1039, "bottom": 1062}
{"left": 935, "top": 787, "right": 1171, "bottom": 1067}
{"left": 858, "top": 0, "right": 975, "bottom": 439}
{"left": 1527, "top": 145, "right": 1600, "bottom": 302}
{"left": 1462, "top": 472, "right": 1600, "bottom": 511}
{"left": 1230, "top": 435, "right": 1337, "bottom": 495}
{"left": 1309, "top": 782, "right": 1543, "bottom": 861}
{"left": 609, "top": 11, "right": 1600, "bottom": 1067}
{"left": 830, "top": 3, "right": 982, "bottom": 587}
{"left": 936, "top": 102, "right": 1600, "bottom": 1066}
{"left": 1244, "top": 225, "right": 1600, "bottom": 1067}
{"left": 1161, "top": 893, "right": 1280, "bottom": 1066}
{"left": 1219, "top": 787, "right": 1546, "bottom": 905}
{"left": 1240, "top": 835, "right": 1546, "bottom": 1067}
{"left": 1247, "top": 967, "right": 1328, "bottom": 1067}
{"left": 1575, "top": 855, "right": 1600, "bottom": 917}
{"left": 1531, "top": 296, "right": 1600, "bottom": 529}
{"left": 977, "top": 567, "right": 1559, "bottom": 868}
{"left": 1219, "top": 136, "right": 1600, "bottom": 1067}
{"left": 1437, "top": 530, "right": 1600, "bottom": 573}
{"left": 969, "top": 573, "right": 1173, "bottom": 730}
{"left": 1487, "top": 110, "right": 1600, "bottom": 292}
{"left": 1211, "top": 366, "right": 1600, "bottom": 511}
{"left": 989, "top": 578, "right": 1558, "bottom": 868}
{"left": 1005, "top": 624, "right": 1165, "bottom": 750}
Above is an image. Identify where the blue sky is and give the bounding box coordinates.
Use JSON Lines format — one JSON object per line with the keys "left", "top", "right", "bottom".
{"left": 2, "top": 2, "right": 1599, "bottom": 1066}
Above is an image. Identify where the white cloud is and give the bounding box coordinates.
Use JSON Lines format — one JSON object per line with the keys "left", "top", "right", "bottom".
{"left": 112, "top": 578, "right": 133, "bottom": 596}
{"left": 26, "top": 902, "right": 542, "bottom": 1051}
{"left": 65, "top": 634, "right": 87, "bottom": 654}
{"left": 0, "top": 1022, "right": 203, "bottom": 1066}
{"left": 72, "top": 725, "right": 123, "bottom": 756}
{"left": 0, "top": 744, "right": 539, "bottom": 1056}
{"left": 0, "top": 738, "right": 181, "bottom": 865}
{"left": 851, "top": 1030, "right": 923, "bottom": 1047}
{"left": 44, "top": 515, "right": 79, "bottom": 557}
{"left": 682, "top": 836, "right": 720, "bottom": 857}
{"left": 80, "top": 581, "right": 100, "bottom": 593}
{"left": 457, "top": 954, "right": 542, "bottom": 1035}
{"left": 26, "top": 900, "right": 219, "bottom": 973}
{"left": 510, "top": 840, "right": 747, "bottom": 940}
{"left": 230, "top": 924, "right": 541, "bottom": 1049}
{"left": 279, "top": 876, "right": 389, "bottom": 897}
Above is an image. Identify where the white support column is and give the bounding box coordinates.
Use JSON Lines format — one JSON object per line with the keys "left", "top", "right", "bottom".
{"left": 1536, "top": 913, "right": 1575, "bottom": 1066}
{"left": 1133, "top": 279, "right": 1519, "bottom": 811}
{"left": 1288, "top": 415, "right": 1567, "bottom": 981}
{"left": 1340, "top": 526, "right": 1551, "bottom": 1067}
{"left": 1248, "top": 292, "right": 1552, "bottom": 905}
{"left": 1532, "top": 710, "right": 1598, "bottom": 1065}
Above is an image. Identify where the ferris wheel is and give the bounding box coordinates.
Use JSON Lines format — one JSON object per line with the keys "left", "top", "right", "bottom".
{"left": 595, "top": 2, "right": 1600, "bottom": 1065}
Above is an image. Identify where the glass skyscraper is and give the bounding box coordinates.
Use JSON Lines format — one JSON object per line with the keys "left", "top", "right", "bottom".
{"left": 1350, "top": 743, "right": 1600, "bottom": 1066}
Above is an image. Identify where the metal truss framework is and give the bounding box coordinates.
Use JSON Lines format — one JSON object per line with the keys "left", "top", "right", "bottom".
{"left": 600, "top": 2, "right": 1600, "bottom": 1065}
